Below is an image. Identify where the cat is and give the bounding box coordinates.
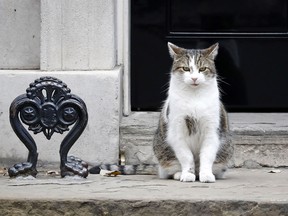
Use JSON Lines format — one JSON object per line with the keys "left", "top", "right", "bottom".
{"left": 89, "top": 42, "right": 233, "bottom": 180}
{"left": 153, "top": 42, "right": 233, "bottom": 183}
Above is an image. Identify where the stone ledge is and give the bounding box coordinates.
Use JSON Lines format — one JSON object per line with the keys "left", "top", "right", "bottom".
{"left": 0, "top": 169, "right": 287, "bottom": 215}
{"left": 120, "top": 112, "right": 288, "bottom": 167}
{"left": 0, "top": 199, "right": 287, "bottom": 216}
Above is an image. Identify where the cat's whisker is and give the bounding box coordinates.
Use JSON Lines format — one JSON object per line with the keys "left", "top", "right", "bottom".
{"left": 217, "top": 75, "right": 230, "bottom": 86}
{"left": 161, "top": 81, "right": 170, "bottom": 93}
{"left": 217, "top": 76, "right": 230, "bottom": 96}
{"left": 217, "top": 83, "right": 227, "bottom": 96}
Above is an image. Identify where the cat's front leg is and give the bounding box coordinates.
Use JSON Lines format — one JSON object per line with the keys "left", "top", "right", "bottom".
{"left": 199, "top": 131, "right": 220, "bottom": 183}
{"left": 168, "top": 137, "right": 196, "bottom": 182}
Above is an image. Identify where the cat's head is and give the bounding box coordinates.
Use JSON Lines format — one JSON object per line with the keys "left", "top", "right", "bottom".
{"left": 168, "top": 42, "right": 219, "bottom": 88}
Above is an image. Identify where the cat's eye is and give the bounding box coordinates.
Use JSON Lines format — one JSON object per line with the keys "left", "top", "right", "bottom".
{"left": 182, "top": 67, "right": 190, "bottom": 71}
{"left": 199, "top": 67, "right": 207, "bottom": 72}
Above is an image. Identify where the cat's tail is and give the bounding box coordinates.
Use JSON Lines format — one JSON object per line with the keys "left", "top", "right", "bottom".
{"left": 89, "top": 164, "right": 157, "bottom": 175}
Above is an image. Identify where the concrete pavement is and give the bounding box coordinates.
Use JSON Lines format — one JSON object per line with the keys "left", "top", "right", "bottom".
{"left": 0, "top": 168, "right": 287, "bottom": 215}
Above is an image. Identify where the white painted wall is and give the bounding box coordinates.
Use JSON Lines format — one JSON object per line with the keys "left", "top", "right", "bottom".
{"left": 41, "top": 0, "right": 117, "bottom": 70}
{"left": 0, "top": 0, "right": 40, "bottom": 69}
{"left": 0, "top": 0, "right": 128, "bottom": 168}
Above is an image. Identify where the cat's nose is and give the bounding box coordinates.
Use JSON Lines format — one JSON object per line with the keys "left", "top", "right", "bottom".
{"left": 192, "top": 78, "right": 198, "bottom": 82}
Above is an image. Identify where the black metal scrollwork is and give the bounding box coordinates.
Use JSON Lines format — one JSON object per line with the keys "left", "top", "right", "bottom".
{"left": 9, "top": 77, "right": 89, "bottom": 178}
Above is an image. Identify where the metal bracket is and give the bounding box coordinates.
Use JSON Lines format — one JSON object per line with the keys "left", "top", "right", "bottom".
{"left": 8, "top": 77, "right": 88, "bottom": 178}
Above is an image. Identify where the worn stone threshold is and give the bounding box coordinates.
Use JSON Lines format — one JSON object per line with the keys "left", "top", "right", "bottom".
{"left": 0, "top": 168, "right": 287, "bottom": 215}
{"left": 120, "top": 112, "right": 288, "bottom": 167}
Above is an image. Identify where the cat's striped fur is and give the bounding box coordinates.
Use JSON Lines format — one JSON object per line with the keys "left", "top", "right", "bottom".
{"left": 89, "top": 164, "right": 157, "bottom": 175}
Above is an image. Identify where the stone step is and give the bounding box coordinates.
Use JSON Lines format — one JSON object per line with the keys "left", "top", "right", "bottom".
{"left": 0, "top": 168, "right": 287, "bottom": 215}
{"left": 120, "top": 112, "right": 288, "bottom": 168}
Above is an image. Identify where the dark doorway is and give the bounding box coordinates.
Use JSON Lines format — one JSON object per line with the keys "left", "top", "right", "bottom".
{"left": 131, "top": 0, "right": 288, "bottom": 112}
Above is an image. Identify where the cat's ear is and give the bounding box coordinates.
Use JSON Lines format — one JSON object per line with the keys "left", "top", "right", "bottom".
{"left": 168, "top": 42, "right": 184, "bottom": 58}
{"left": 203, "top": 43, "right": 219, "bottom": 60}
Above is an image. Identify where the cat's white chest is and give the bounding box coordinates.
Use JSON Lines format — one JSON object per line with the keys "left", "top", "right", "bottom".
{"left": 169, "top": 85, "right": 219, "bottom": 118}
{"left": 166, "top": 81, "right": 220, "bottom": 150}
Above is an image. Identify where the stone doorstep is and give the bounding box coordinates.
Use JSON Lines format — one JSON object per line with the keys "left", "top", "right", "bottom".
{"left": 0, "top": 200, "right": 287, "bottom": 216}
{"left": 120, "top": 112, "right": 288, "bottom": 168}
{"left": 0, "top": 169, "right": 287, "bottom": 215}
{"left": 1, "top": 113, "right": 287, "bottom": 215}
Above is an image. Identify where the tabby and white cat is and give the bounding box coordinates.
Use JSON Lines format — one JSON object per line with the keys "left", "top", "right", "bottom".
{"left": 153, "top": 42, "right": 233, "bottom": 183}
{"left": 89, "top": 43, "right": 233, "bottom": 180}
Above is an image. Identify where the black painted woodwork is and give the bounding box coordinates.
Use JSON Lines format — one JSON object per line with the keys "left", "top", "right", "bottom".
{"left": 131, "top": 0, "right": 288, "bottom": 112}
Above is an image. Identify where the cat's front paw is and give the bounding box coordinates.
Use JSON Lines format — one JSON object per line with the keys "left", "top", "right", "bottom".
{"left": 180, "top": 172, "right": 196, "bottom": 182}
{"left": 199, "top": 172, "right": 215, "bottom": 183}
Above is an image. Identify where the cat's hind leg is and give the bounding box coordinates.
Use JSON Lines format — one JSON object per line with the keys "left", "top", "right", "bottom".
{"left": 213, "top": 163, "right": 228, "bottom": 179}
{"left": 158, "top": 162, "right": 182, "bottom": 180}
{"left": 158, "top": 165, "right": 171, "bottom": 179}
{"left": 173, "top": 172, "right": 182, "bottom": 180}
{"left": 159, "top": 167, "right": 185, "bottom": 181}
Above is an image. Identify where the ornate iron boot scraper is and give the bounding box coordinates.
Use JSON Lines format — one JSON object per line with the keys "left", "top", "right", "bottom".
{"left": 9, "top": 77, "right": 88, "bottom": 178}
